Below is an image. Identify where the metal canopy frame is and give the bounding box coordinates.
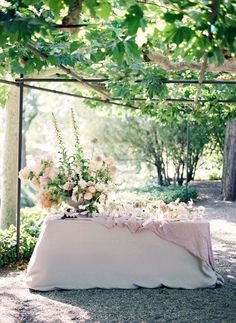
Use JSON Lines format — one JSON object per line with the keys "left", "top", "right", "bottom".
{"left": 0, "top": 75, "right": 235, "bottom": 259}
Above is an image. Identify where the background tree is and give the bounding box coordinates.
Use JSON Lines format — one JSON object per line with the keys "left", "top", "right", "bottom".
{"left": 222, "top": 120, "right": 236, "bottom": 201}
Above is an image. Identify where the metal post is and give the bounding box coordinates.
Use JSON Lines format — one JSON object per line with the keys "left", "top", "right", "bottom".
{"left": 185, "top": 120, "right": 190, "bottom": 198}
{"left": 16, "top": 74, "right": 24, "bottom": 260}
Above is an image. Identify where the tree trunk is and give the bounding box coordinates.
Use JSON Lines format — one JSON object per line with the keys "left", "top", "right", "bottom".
{"left": 0, "top": 86, "right": 19, "bottom": 229}
{"left": 222, "top": 119, "right": 236, "bottom": 201}
{"left": 155, "top": 159, "right": 164, "bottom": 186}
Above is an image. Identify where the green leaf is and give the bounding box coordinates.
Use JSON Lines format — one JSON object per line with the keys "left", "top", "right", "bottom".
{"left": 70, "top": 41, "right": 81, "bottom": 53}
{"left": 212, "top": 47, "right": 225, "bottom": 65}
{"left": 85, "top": 0, "right": 111, "bottom": 20}
{"left": 97, "top": 1, "right": 112, "bottom": 20}
{"left": 125, "top": 4, "right": 144, "bottom": 36}
{"left": 163, "top": 12, "right": 183, "bottom": 23}
{"left": 47, "top": 0, "right": 64, "bottom": 16}
{"left": 124, "top": 39, "right": 141, "bottom": 62}
{"left": 91, "top": 49, "right": 105, "bottom": 62}
{"left": 172, "top": 27, "right": 194, "bottom": 45}
{"left": 113, "top": 42, "right": 125, "bottom": 65}
{"left": 84, "top": 0, "right": 98, "bottom": 17}
{"left": 22, "top": 0, "right": 39, "bottom": 5}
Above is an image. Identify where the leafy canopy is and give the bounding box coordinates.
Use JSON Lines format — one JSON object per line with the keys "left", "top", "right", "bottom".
{"left": 0, "top": 0, "right": 235, "bottom": 121}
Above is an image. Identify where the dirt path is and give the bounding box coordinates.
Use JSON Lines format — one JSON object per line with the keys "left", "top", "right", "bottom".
{"left": 0, "top": 181, "right": 235, "bottom": 323}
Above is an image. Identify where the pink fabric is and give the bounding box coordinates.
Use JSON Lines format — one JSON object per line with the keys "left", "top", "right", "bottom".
{"left": 93, "top": 216, "right": 215, "bottom": 270}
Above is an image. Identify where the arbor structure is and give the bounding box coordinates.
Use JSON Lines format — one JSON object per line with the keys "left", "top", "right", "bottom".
{"left": 0, "top": 0, "right": 236, "bottom": 231}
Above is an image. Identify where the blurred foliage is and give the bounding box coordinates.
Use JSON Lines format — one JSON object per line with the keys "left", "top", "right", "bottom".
{"left": 208, "top": 172, "right": 222, "bottom": 181}
{"left": 120, "top": 184, "right": 198, "bottom": 204}
{"left": 89, "top": 111, "right": 226, "bottom": 185}
{"left": 21, "top": 183, "right": 36, "bottom": 208}
{"left": 0, "top": 207, "right": 45, "bottom": 266}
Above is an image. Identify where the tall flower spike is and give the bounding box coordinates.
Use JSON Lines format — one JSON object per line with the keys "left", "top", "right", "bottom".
{"left": 71, "top": 108, "right": 80, "bottom": 147}
{"left": 52, "top": 113, "right": 70, "bottom": 172}
{"left": 71, "top": 108, "right": 83, "bottom": 161}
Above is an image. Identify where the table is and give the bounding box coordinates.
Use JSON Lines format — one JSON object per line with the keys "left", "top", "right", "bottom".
{"left": 26, "top": 215, "right": 223, "bottom": 291}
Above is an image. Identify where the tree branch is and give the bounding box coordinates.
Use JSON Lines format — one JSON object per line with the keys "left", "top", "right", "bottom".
{"left": 147, "top": 52, "right": 236, "bottom": 73}
{"left": 27, "top": 44, "right": 110, "bottom": 99}
{"left": 194, "top": 0, "right": 220, "bottom": 103}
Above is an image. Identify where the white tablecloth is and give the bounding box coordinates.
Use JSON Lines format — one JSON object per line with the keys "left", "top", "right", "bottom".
{"left": 26, "top": 217, "right": 222, "bottom": 291}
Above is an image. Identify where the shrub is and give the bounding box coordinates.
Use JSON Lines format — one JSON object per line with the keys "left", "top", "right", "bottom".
{"left": 130, "top": 185, "right": 198, "bottom": 204}
{"left": 153, "top": 186, "right": 198, "bottom": 204}
{"left": 0, "top": 208, "right": 45, "bottom": 267}
{"left": 208, "top": 173, "right": 222, "bottom": 181}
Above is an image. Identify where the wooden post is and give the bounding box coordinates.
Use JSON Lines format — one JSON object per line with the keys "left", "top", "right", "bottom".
{"left": 222, "top": 119, "right": 236, "bottom": 201}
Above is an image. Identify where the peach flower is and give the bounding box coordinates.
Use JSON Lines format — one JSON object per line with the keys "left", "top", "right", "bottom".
{"left": 37, "top": 191, "right": 54, "bottom": 209}
{"left": 84, "top": 192, "right": 93, "bottom": 200}
{"left": 105, "top": 156, "right": 115, "bottom": 165}
{"left": 88, "top": 186, "right": 96, "bottom": 194}
{"left": 39, "top": 175, "right": 50, "bottom": 187}
{"left": 47, "top": 167, "right": 59, "bottom": 179}
{"left": 109, "top": 165, "right": 116, "bottom": 174}
{"left": 31, "top": 177, "right": 40, "bottom": 189}
{"left": 63, "top": 182, "right": 73, "bottom": 191}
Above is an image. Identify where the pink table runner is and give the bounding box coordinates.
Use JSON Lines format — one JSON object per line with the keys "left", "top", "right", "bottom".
{"left": 93, "top": 216, "right": 215, "bottom": 270}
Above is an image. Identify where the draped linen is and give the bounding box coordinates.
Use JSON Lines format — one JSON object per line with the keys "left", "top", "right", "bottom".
{"left": 26, "top": 215, "right": 223, "bottom": 291}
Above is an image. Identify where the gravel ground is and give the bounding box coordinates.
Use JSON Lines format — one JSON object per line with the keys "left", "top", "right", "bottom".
{"left": 0, "top": 181, "right": 236, "bottom": 323}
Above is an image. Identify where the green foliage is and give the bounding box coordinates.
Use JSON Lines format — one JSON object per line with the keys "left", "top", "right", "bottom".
{"left": 153, "top": 186, "right": 198, "bottom": 204}
{"left": 0, "top": 0, "right": 235, "bottom": 77}
{"left": 126, "top": 185, "right": 198, "bottom": 204}
{"left": 208, "top": 173, "right": 222, "bottom": 181}
{"left": 124, "top": 4, "right": 146, "bottom": 36}
{"left": 21, "top": 183, "right": 36, "bottom": 208}
{"left": 0, "top": 208, "right": 45, "bottom": 267}
{"left": 142, "top": 73, "right": 168, "bottom": 99}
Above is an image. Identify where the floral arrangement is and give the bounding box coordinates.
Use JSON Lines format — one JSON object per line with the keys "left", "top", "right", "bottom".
{"left": 19, "top": 110, "right": 116, "bottom": 216}
{"left": 103, "top": 197, "right": 205, "bottom": 221}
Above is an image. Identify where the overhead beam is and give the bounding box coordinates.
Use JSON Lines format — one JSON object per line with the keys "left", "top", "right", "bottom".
{"left": 14, "top": 77, "right": 236, "bottom": 85}
{"left": 1, "top": 79, "right": 235, "bottom": 104}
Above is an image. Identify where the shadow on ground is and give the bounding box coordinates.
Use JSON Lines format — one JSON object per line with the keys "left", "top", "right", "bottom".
{"left": 33, "top": 279, "right": 235, "bottom": 323}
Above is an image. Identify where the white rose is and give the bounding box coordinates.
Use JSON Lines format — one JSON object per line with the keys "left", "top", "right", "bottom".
{"left": 19, "top": 168, "right": 30, "bottom": 180}
{"left": 78, "top": 180, "right": 87, "bottom": 189}
{"left": 32, "top": 161, "right": 43, "bottom": 175}
{"left": 95, "top": 183, "right": 106, "bottom": 191}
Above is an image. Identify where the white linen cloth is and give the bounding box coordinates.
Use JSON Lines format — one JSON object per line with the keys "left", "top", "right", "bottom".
{"left": 26, "top": 216, "right": 222, "bottom": 291}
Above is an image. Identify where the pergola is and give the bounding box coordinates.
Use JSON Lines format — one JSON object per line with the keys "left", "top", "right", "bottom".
{"left": 0, "top": 74, "right": 236, "bottom": 259}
